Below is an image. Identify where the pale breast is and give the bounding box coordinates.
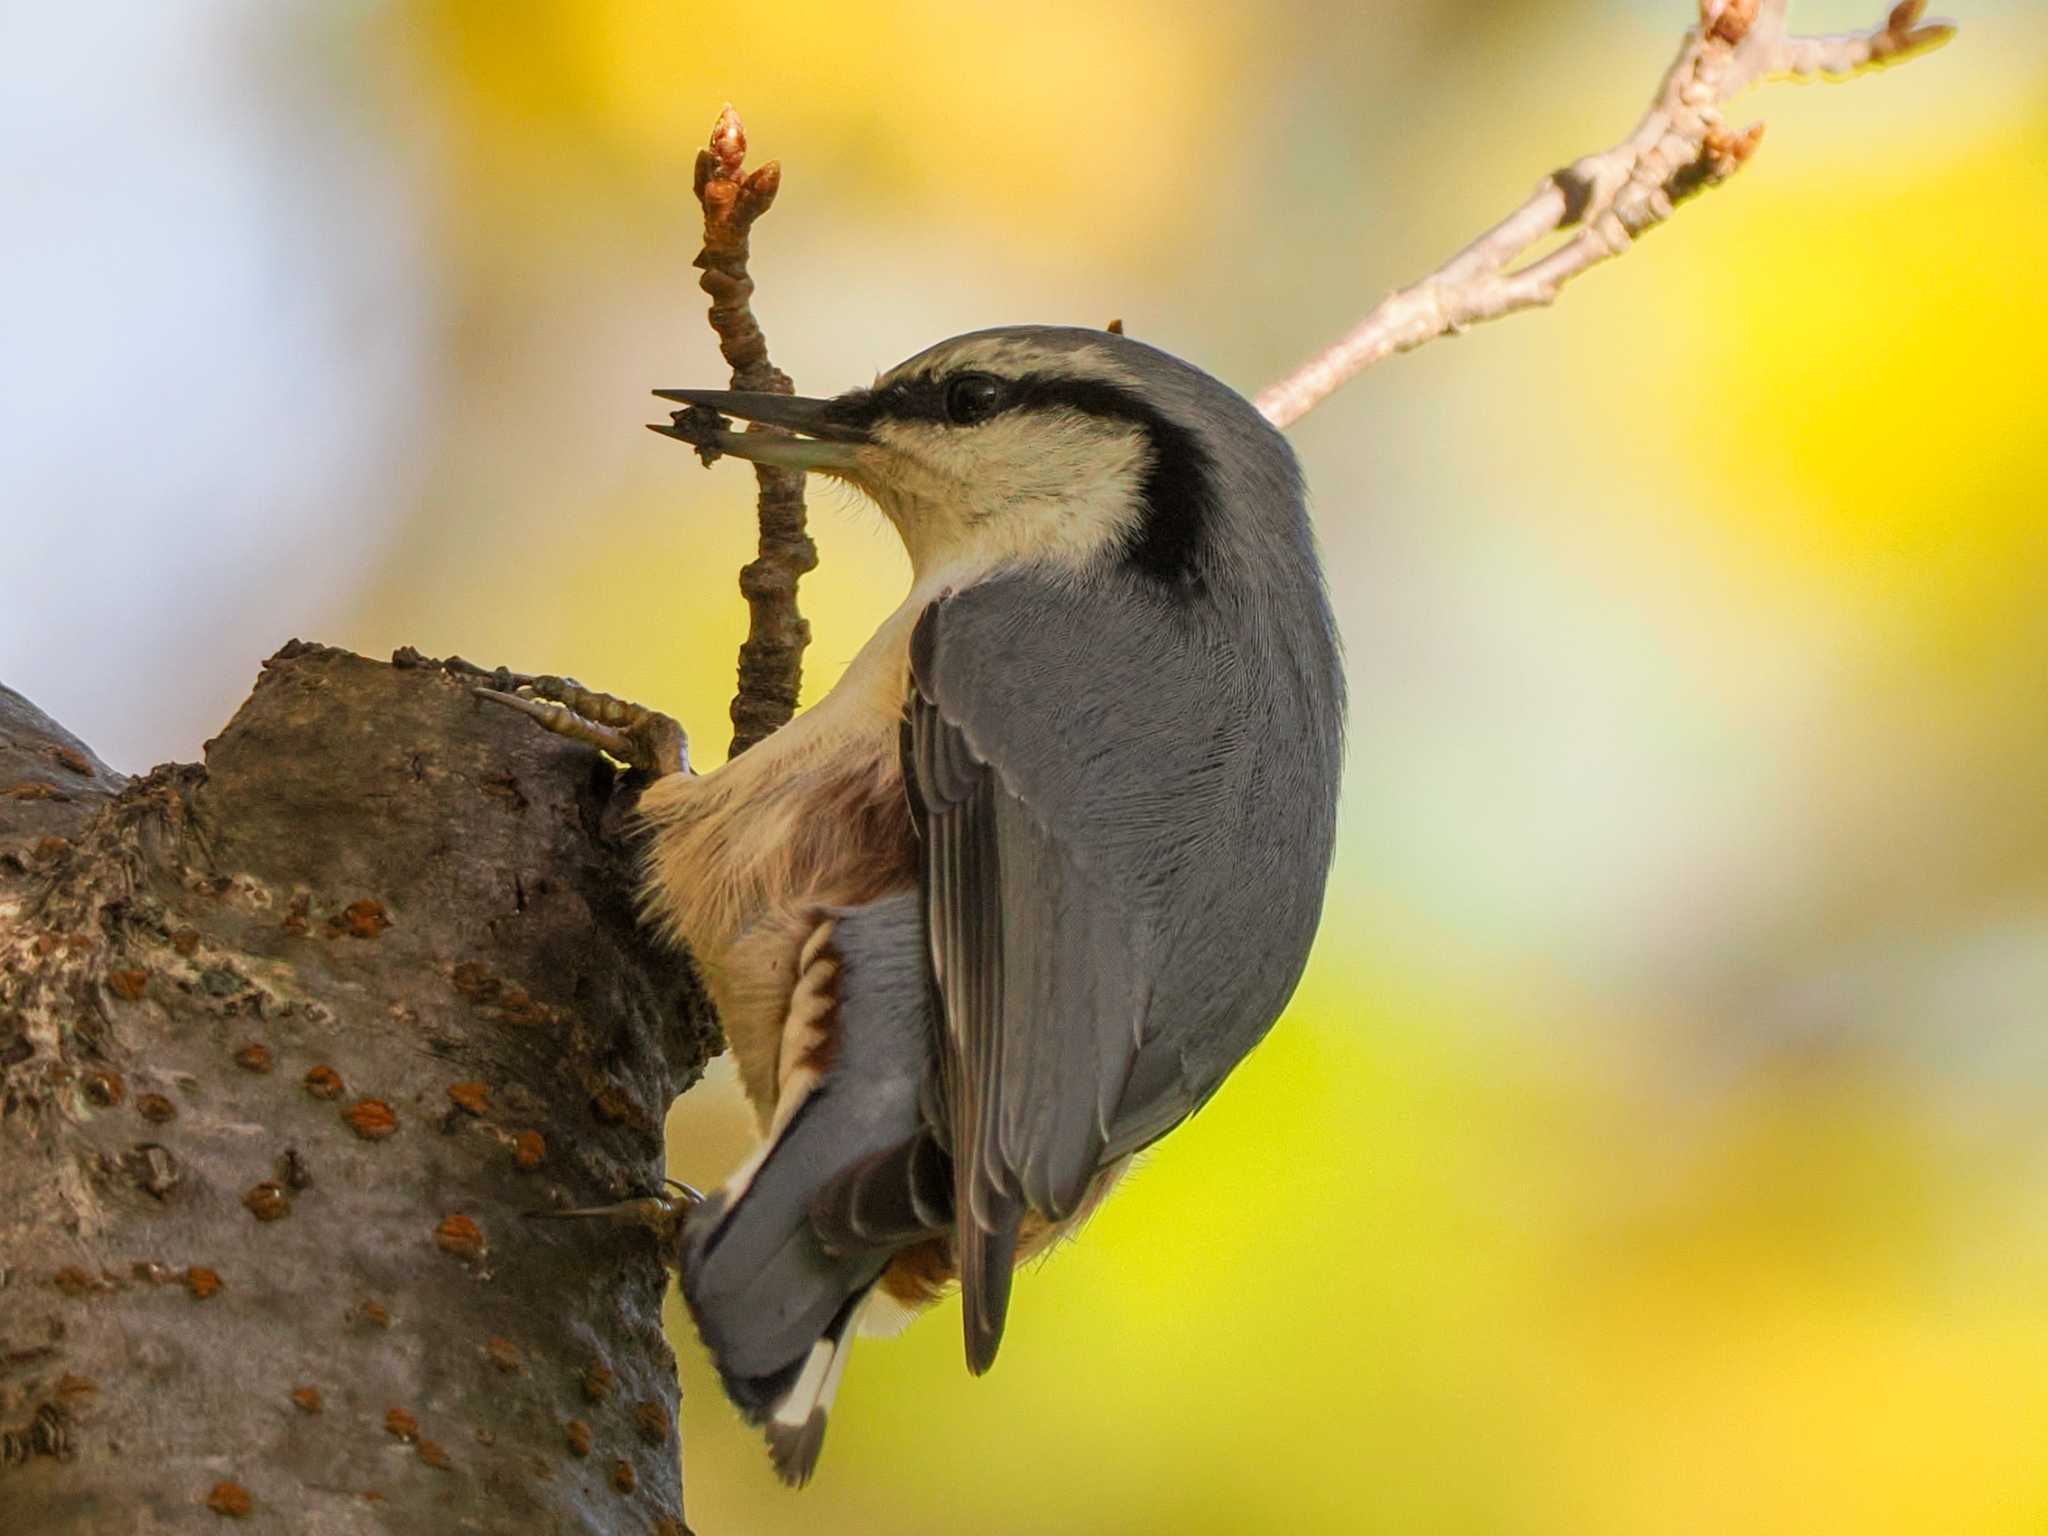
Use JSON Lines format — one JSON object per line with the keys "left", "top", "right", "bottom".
{"left": 636, "top": 587, "right": 932, "bottom": 976}
{"left": 638, "top": 717, "right": 913, "bottom": 969}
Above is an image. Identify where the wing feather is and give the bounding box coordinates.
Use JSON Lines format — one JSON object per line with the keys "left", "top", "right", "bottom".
{"left": 906, "top": 597, "right": 1146, "bottom": 1372}
{"left": 902, "top": 563, "right": 1335, "bottom": 1373}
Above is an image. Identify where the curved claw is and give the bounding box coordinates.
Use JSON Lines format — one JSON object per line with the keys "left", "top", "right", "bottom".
{"left": 473, "top": 683, "right": 689, "bottom": 779}
{"left": 524, "top": 1193, "right": 691, "bottom": 1252}
{"left": 475, "top": 687, "right": 639, "bottom": 760}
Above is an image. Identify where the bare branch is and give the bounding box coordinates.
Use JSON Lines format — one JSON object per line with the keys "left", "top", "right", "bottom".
{"left": 1253, "top": 0, "right": 1955, "bottom": 431}
{"left": 692, "top": 106, "right": 817, "bottom": 759}
{"left": 1768, "top": 0, "right": 1957, "bottom": 78}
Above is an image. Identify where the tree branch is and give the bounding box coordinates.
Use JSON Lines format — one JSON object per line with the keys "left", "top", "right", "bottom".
{"left": 1, "top": 649, "right": 716, "bottom": 1532}
{"left": 692, "top": 106, "right": 817, "bottom": 760}
{"left": 1253, "top": 0, "right": 1955, "bottom": 430}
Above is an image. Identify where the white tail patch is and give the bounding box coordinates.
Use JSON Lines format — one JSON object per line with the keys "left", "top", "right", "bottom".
{"left": 771, "top": 1339, "right": 835, "bottom": 1431}
{"left": 764, "top": 1292, "right": 869, "bottom": 1487}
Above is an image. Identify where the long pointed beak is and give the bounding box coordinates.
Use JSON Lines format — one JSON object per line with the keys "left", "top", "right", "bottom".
{"left": 648, "top": 389, "right": 866, "bottom": 473}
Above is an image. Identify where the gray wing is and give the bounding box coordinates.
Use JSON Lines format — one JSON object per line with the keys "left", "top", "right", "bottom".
{"left": 905, "top": 572, "right": 1265, "bottom": 1373}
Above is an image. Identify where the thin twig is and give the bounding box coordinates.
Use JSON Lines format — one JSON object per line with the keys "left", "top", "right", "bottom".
{"left": 693, "top": 106, "right": 817, "bottom": 758}
{"left": 1254, "top": 0, "right": 1955, "bottom": 431}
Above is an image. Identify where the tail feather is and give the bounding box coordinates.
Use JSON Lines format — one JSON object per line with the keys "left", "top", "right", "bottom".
{"left": 809, "top": 1126, "right": 952, "bottom": 1254}
{"left": 958, "top": 1188, "right": 1023, "bottom": 1377}
{"left": 678, "top": 891, "right": 937, "bottom": 1482}
{"left": 682, "top": 1156, "right": 888, "bottom": 1409}
{"left": 764, "top": 1289, "right": 868, "bottom": 1488}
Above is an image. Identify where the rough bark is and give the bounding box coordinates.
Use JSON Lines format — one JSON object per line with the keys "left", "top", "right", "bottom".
{"left": 0, "top": 643, "right": 717, "bottom": 1534}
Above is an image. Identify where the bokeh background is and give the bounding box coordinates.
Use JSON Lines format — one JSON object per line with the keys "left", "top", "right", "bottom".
{"left": 6, "top": 1, "right": 2045, "bottom": 1531}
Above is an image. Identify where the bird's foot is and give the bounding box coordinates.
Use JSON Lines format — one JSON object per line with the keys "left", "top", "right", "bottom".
{"left": 524, "top": 1179, "right": 703, "bottom": 1253}
{"left": 469, "top": 669, "right": 689, "bottom": 780}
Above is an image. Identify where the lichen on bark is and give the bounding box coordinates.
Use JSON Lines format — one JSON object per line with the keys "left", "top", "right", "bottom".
{"left": 1, "top": 645, "right": 716, "bottom": 1534}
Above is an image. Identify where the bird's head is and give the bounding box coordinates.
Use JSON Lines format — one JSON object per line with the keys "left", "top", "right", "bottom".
{"left": 655, "top": 326, "right": 1297, "bottom": 587}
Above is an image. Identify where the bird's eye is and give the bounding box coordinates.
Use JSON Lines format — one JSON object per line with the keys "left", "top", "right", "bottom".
{"left": 943, "top": 373, "right": 1004, "bottom": 426}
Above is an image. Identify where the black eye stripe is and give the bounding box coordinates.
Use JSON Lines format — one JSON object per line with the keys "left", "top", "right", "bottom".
{"left": 827, "top": 377, "right": 946, "bottom": 429}
{"left": 832, "top": 371, "right": 1158, "bottom": 430}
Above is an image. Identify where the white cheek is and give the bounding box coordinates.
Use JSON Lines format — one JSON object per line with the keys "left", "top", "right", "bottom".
{"left": 869, "top": 414, "right": 1149, "bottom": 574}
{"left": 1019, "top": 428, "right": 1150, "bottom": 556}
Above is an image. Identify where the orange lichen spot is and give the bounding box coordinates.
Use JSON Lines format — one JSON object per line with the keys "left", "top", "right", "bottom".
{"left": 589, "top": 1081, "right": 639, "bottom": 1125}
{"left": 358, "top": 1299, "right": 391, "bottom": 1328}
{"left": 84, "top": 1070, "right": 125, "bottom": 1106}
{"left": 433, "top": 1214, "right": 485, "bottom": 1260}
{"left": 183, "top": 1266, "right": 222, "bottom": 1299}
{"left": 234, "top": 1043, "right": 273, "bottom": 1074}
{"left": 655, "top": 1517, "right": 689, "bottom": 1536}
{"left": 564, "top": 1419, "right": 593, "bottom": 1458}
{"left": 137, "top": 1092, "right": 177, "bottom": 1123}
{"left": 495, "top": 986, "right": 550, "bottom": 1026}
{"left": 242, "top": 1182, "right": 289, "bottom": 1222}
{"left": 484, "top": 1336, "right": 523, "bottom": 1374}
{"left": 171, "top": 926, "right": 202, "bottom": 955}
{"left": 52, "top": 746, "right": 94, "bottom": 776}
{"left": 361, "top": 1491, "right": 385, "bottom": 1504}
{"left": 290, "top": 1386, "right": 323, "bottom": 1414}
{"left": 303, "top": 1065, "right": 344, "bottom": 1100}
{"left": 336, "top": 898, "right": 389, "bottom": 939}
{"left": 581, "top": 1361, "right": 615, "bottom": 1403}
{"left": 107, "top": 969, "right": 148, "bottom": 1001}
{"left": 3, "top": 781, "right": 61, "bottom": 801}
{"left": 451, "top": 960, "right": 499, "bottom": 1001}
{"left": 632, "top": 1399, "right": 670, "bottom": 1446}
{"left": 416, "top": 1438, "right": 452, "bottom": 1470}
{"left": 1702, "top": 121, "right": 1766, "bottom": 172}
{"left": 53, "top": 1266, "right": 109, "bottom": 1296}
{"left": 609, "top": 1458, "right": 637, "bottom": 1494}
{"left": 447, "top": 1080, "right": 490, "bottom": 1116}
{"left": 206, "top": 1481, "right": 252, "bottom": 1517}
{"left": 511, "top": 1130, "right": 546, "bottom": 1170}
{"left": 384, "top": 1407, "right": 419, "bottom": 1441}
{"left": 32, "top": 834, "right": 70, "bottom": 862}
{"left": 56, "top": 1374, "right": 96, "bottom": 1401}
{"left": 343, "top": 1099, "right": 397, "bottom": 1140}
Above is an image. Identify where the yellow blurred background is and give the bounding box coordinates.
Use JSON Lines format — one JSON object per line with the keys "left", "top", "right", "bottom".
{"left": 6, "top": 2, "right": 2045, "bottom": 1531}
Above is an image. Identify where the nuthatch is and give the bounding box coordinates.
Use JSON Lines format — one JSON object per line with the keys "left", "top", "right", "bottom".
{"left": 514, "top": 327, "right": 1343, "bottom": 1485}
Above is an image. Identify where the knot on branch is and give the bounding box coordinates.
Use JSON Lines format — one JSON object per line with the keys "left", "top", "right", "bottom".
{"left": 1701, "top": 0, "right": 1763, "bottom": 46}
{"left": 693, "top": 106, "right": 789, "bottom": 396}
